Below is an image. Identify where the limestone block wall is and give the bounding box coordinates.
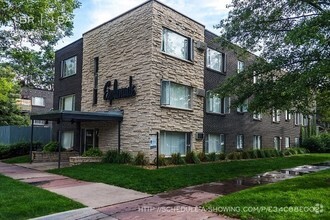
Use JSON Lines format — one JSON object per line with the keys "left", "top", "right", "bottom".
{"left": 81, "top": 2, "right": 154, "bottom": 155}
{"left": 148, "top": 1, "right": 205, "bottom": 155}
{"left": 81, "top": 1, "right": 205, "bottom": 159}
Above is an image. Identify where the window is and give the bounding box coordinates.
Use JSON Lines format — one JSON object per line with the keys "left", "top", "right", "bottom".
{"left": 206, "top": 91, "right": 230, "bottom": 114}
{"left": 59, "top": 94, "right": 75, "bottom": 111}
{"left": 237, "top": 99, "right": 248, "bottom": 113}
{"left": 253, "top": 112, "right": 262, "bottom": 120}
{"left": 61, "top": 56, "right": 77, "bottom": 77}
{"left": 272, "top": 109, "right": 281, "bottom": 122}
{"left": 236, "top": 135, "right": 244, "bottom": 149}
{"left": 285, "top": 137, "right": 290, "bottom": 148}
{"left": 160, "top": 131, "right": 191, "bottom": 156}
{"left": 253, "top": 72, "right": 260, "bottom": 84}
{"left": 206, "top": 48, "right": 224, "bottom": 72}
{"left": 285, "top": 110, "right": 292, "bottom": 121}
{"left": 294, "top": 113, "right": 308, "bottom": 126}
{"left": 161, "top": 81, "right": 192, "bottom": 109}
{"left": 32, "top": 97, "right": 45, "bottom": 107}
{"left": 205, "top": 134, "right": 225, "bottom": 153}
{"left": 237, "top": 60, "right": 244, "bottom": 73}
{"left": 93, "top": 57, "right": 99, "bottom": 105}
{"left": 61, "top": 131, "right": 74, "bottom": 149}
{"left": 294, "top": 137, "right": 300, "bottom": 147}
{"left": 274, "top": 137, "right": 281, "bottom": 150}
{"left": 33, "top": 120, "right": 45, "bottom": 125}
{"left": 161, "top": 28, "right": 192, "bottom": 61}
{"left": 253, "top": 135, "right": 262, "bottom": 149}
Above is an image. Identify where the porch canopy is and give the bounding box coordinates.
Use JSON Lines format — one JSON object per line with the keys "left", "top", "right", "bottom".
{"left": 30, "top": 110, "right": 123, "bottom": 168}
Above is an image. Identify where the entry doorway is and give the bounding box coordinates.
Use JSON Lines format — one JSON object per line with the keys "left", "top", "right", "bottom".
{"left": 81, "top": 128, "right": 99, "bottom": 154}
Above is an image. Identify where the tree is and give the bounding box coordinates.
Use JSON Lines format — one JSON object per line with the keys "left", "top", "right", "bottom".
{"left": 0, "top": 0, "right": 81, "bottom": 89}
{"left": 0, "top": 66, "right": 29, "bottom": 125}
{"left": 214, "top": 0, "right": 329, "bottom": 116}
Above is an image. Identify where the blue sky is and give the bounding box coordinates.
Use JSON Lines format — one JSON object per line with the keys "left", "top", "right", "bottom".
{"left": 55, "top": 0, "right": 231, "bottom": 49}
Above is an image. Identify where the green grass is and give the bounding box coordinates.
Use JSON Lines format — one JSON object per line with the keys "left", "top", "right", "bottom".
{"left": 2, "top": 155, "right": 30, "bottom": 164}
{"left": 49, "top": 153, "right": 330, "bottom": 194}
{"left": 204, "top": 169, "right": 330, "bottom": 220}
{"left": 0, "top": 174, "right": 84, "bottom": 220}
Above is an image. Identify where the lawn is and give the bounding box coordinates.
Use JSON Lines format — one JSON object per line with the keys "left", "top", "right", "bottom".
{"left": 0, "top": 175, "right": 84, "bottom": 220}
{"left": 2, "top": 155, "right": 30, "bottom": 164}
{"left": 204, "top": 169, "right": 330, "bottom": 220}
{"left": 49, "top": 153, "right": 330, "bottom": 194}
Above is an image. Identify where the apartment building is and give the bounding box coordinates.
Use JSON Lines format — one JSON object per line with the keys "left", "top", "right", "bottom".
{"left": 41, "top": 0, "right": 302, "bottom": 157}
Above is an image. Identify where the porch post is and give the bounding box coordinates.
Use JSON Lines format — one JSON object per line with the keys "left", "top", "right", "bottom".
{"left": 118, "top": 121, "right": 121, "bottom": 153}
{"left": 30, "top": 120, "right": 34, "bottom": 163}
{"left": 58, "top": 116, "right": 62, "bottom": 169}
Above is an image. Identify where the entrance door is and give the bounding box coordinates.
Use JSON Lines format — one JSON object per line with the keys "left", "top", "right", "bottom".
{"left": 81, "top": 128, "right": 99, "bottom": 153}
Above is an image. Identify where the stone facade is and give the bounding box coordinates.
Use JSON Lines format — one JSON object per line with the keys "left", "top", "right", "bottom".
{"left": 81, "top": 1, "right": 205, "bottom": 158}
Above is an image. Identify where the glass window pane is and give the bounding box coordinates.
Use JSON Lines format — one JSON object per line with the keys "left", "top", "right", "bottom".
{"left": 206, "top": 48, "right": 222, "bottom": 72}
{"left": 62, "top": 56, "right": 77, "bottom": 77}
{"left": 32, "top": 97, "right": 45, "bottom": 106}
{"left": 61, "top": 131, "right": 74, "bottom": 149}
{"left": 160, "top": 131, "right": 186, "bottom": 156}
{"left": 162, "top": 29, "right": 189, "bottom": 60}
{"left": 161, "top": 82, "right": 191, "bottom": 109}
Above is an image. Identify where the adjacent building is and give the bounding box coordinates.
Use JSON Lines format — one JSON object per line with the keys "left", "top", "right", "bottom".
{"left": 49, "top": 0, "right": 302, "bottom": 158}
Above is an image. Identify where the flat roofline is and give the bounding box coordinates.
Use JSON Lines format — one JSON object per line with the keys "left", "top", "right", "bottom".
{"left": 31, "top": 110, "right": 123, "bottom": 122}
{"left": 84, "top": 0, "right": 204, "bottom": 36}
{"left": 55, "top": 38, "right": 83, "bottom": 53}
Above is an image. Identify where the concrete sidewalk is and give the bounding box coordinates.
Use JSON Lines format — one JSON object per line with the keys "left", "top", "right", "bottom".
{"left": 0, "top": 162, "right": 232, "bottom": 219}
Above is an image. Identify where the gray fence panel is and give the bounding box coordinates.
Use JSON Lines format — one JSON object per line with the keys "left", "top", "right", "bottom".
{"left": 0, "top": 126, "right": 51, "bottom": 145}
{"left": 0, "top": 126, "right": 10, "bottom": 145}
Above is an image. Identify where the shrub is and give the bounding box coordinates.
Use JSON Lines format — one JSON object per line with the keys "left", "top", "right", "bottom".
{"left": 82, "top": 148, "right": 103, "bottom": 157}
{"left": 197, "top": 152, "right": 207, "bottom": 162}
{"left": 242, "top": 151, "right": 251, "bottom": 159}
{"left": 103, "top": 150, "right": 132, "bottom": 164}
{"left": 273, "top": 149, "right": 280, "bottom": 157}
{"left": 170, "top": 153, "right": 185, "bottom": 165}
{"left": 227, "top": 152, "right": 242, "bottom": 160}
{"left": 218, "top": 153, "right": 226, "bottom": 160}
{"left": 283, "top": 149, "right": 292, "bottom": 156}
{"left": 0, "top": 142, "right": 38, "bottom": 159}
{"left": 43, "top": 141, "right": 63, "bottom": 152}
{"left": 263, "top": 149, "right": 272, "bottom": 158}
{"left": 134, "top": 151, "right": 149, "bottom": 166}
{"left": 153, "top": 154, "right": 168, "bottom": 166}
{"left": 185, "top": 151, "right": 201, "bottom": 164}
{"left": 247, "top": 150, "right": 258, "bottom": 159}
{"left": 118, "top": 151, "right": 133, "bottom": 164}
{"left": 257, "top": 150, "right": 266, "bottom": 158}
{"left": 302, "top": 133, "right": 330, "bottom": 153}
{"left": 206, "top": 152, "right": 218, "bottom": 161}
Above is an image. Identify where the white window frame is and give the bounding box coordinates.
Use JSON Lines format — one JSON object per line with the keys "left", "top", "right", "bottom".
{"left": 294, "top": 137, "right": 300, "bottom": 147}
{"left": 274, "top": 136, "right": 281, "bottom": 150}
{"left": 33, "top": 120, "right": 45, "bottom": 126}
{"left": 206, "top": 48, "right": 223, "bottom": 72}
{"left": 61, "top": 56, "right": 77, "bottom": 78}
{"left": 161, "top": 28, "right": 192, "bottom": 61}
{"left": 206, "top": 91, "right": 230, "bottom": 114}
{"left": 237, "top": 99, "right": 248, "bottom": 113}
{"left": 285, "top": 110, "right": 292, "bottom": 121}
{"left": 285, "top": 137, "right": 290, "bottom": 148}
{"left": 295, "top": 113, "right": 308, "bottom": 126}
{"left": 31, "top": 97, "right": 45, "bottom": 107}
{"left": 205, "top": 134, "right": 225, "bottom": 154}
{"left": 237, "top": 60, "right": 244, "bottom": 73}
{"left": 253, "top": 135, "right": 262, "bottom": 149}
{"left": 160, "top": 131, "right": 190, "bottom": 156}
{"left": 253, "top": 112, "right": 262, "bottom": 120}
{"left": 161, "top": 80, "right": 192, "bottom": 110}
{"left": 236, "top": 134, "right": 244, "bottom": 149}
{"left": 59, "top": 94, "right": 75, "bottom": 111}
{"left": 272, "top": 109, "right": 281, "bottom": 123}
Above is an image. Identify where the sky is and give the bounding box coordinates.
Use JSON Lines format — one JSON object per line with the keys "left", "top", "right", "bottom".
{"left": 55, "top": 0, "right": 232, "bottom": 49}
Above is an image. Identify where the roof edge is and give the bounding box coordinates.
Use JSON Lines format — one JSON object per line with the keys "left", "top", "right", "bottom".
{"left": 84, "top": 0, "right": 204, "bottom": 36}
